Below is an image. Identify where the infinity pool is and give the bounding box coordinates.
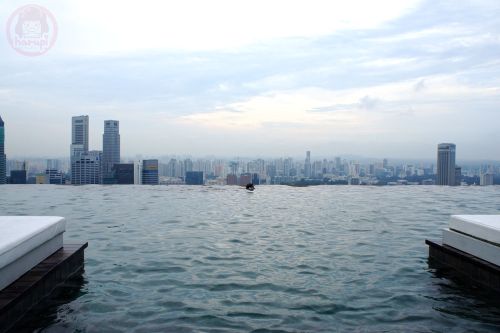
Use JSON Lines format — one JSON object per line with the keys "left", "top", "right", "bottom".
{"left": 2, "top": 185, "right": 500, "bottom": 332}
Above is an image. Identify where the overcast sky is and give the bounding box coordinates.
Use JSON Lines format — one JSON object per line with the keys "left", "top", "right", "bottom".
{"left": 1, "top": 0, "right": 499, "bottom": 159}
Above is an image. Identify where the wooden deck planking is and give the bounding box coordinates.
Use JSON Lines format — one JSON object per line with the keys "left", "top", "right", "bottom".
{"left": 0, "top": 243, "right": 87, "bottom": 333}
{"left": 426, "top": 239, "right": 500, "bottom": 293}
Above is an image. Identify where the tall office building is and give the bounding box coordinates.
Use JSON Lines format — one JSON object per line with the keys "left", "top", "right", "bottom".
{"left": 71, "top": 115, "right": 89, "bottom": 156}
{"left": 437, "top": 143, "right": 456, "bottom": 186}
{"left": 71, "top": 116, "right": 90, "bottom": 184}
{"left": 304, "top": 151, "right": 311, "bottom": 178}
{"left": 72, "top": 151, "right": 102, "bottom": 185}
{"left": 0, "top": 116, "right": 5, "bottom": 184}
{"left": 142, "top": 159, "right": 159, "bottom": 185}
{"left": 102, "top": 120, "right": 120, "bottom": 181}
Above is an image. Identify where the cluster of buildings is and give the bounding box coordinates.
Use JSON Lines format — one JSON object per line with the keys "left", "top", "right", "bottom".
{"left": 0, "top": 114, "right": 498, "bottom": 186}
{"left": 69, "top": 115, "right": 204, "bottom": 185}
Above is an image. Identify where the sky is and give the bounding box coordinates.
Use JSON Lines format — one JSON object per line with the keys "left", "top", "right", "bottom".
{"left": 0, "top": 0, "right": 499, "bottom": 159}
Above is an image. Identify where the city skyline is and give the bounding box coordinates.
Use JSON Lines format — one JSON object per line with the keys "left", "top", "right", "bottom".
{"left": 0, "top": 114, "right": 497, "bottom": 186}
{"left": 1, "top": 112, "right": 499, "bottom": 164}
{"left": 1, "top": 1, "right": 500, "bottom": 159}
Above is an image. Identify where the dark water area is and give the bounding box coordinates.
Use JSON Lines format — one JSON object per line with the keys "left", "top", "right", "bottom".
{"left": 1, "top": 185, "right": 500, "bottom": 332}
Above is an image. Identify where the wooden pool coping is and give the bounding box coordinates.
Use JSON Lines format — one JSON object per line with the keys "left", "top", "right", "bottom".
{"left": 426, "top": 239, "right": 500, "bottom": 293}
{"left": 0, "top": 243, "right": 87, "bottom": 333}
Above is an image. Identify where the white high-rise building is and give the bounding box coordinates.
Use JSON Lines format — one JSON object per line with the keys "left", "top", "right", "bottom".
{"left": 480, "top": 173, "right": 494, "bottom": 186}
{"left": 102, "top": 120, "right": 120, "bottom": 180}
{"left": 134, "top": 160, "right": 143, "bottom": 185}
{"left": 70, "top": 115, "right": 103, "bottom": 184}
{"left": 71, "top": 116, "right": 90, "bottom": 184}
{"left": 71, "top": 151, "right": 102, "bottom": 185}
{"left": 71, "top": 115, "right": 89, "bottom": 156}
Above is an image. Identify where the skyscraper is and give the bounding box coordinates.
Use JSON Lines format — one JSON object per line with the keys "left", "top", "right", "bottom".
{"left": 71, "top": 116, "right": 89, "bottom": 183}
{"left": 0, "top": 116, "right": 5, "bottom": 184}
{"left": 437, "top": 143, "right": 456, "bottom": 186}
{"left": 71, "top": 115, "right": 89, "bottom": 156}
{"left": 102, "top": 120, "right": 120, "bottom": 181}
{"left": 142, "top": 159, "right": 159, "bottom": 185}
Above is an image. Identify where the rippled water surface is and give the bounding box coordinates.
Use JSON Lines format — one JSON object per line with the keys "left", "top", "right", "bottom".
{"left": 1, "top": 185, "right": 500, "bottom": 332}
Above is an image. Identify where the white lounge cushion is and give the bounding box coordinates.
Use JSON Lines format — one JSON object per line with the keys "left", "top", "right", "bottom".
{"left": 443, "top": 228, "right": 500, "bottom": 266}
{"left": 0, "top": 216, "right": 66, "bottom": 269}
{"left": 449, "top": 215, "right": 500, "bottom": 245}
{"left": 0, "top": 233, "right": 63, "bottom": 290}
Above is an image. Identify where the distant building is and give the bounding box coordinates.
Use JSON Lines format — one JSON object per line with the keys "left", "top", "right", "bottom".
{"left": 10, "top": 170, "right": 27, "bottom": 184}
{"left": 369, "top": 164, "right": 375, "bottom": 175}
{"left": 349, "top": 177, "right": 360, "bottom": 185}
{"left": 252, "top": 173, "right": 260, "bottom": 185}
{"left": 437, "top": 143, "right": 456, "bottom": 186}
{"left": 71, "top": 151, "right": 102, "bottom": 185}
{"left": 35, "top": 174, "right": 46, "bottom": 184}
{"left": 71, "top": 115, "right": 89, "bottom": 182}
{"left": 70, "top": 115, "right": 89, "bottom": 156}
{"left": 45, "top": 169, "right": 64, "bottom": 184}
{"left": 480, "top": 173, "right": 494, "bottom": 186}
{"left": 454, "top": 167, "right": 462, "bottom": 186}
{"left": 422, "top": 179, "right": 435, "bottom": 185}
{"left": 113, "top": 163, "right": 134, "bottom": 184}
{"left": 304, "top": 151, "right": 311, "bottom": 178}
{"left": 46, "top": 159, "right": 60, "bottom": 171}
{"left": 383, "top": 158, "right": 388, "bottom": 169}
{"left": 239, "top": 173, "right": 252, "bottom": 186}
{"left": 226, "top": 174, "right": 238, "bottom": 185}
{"left": 185, "top": 171, "right": 204, "bottom": 185}
{"left": 142, "top": 159, "right": 159, "bottom": 185}
{"left": 134, "top": 161, "right": 143, "bottom": 184}
{"left": 0, "top": 115, "right": 5, "bottom": 184}
{"left": 102, "top": 120, "right": 120, "bottom": 182}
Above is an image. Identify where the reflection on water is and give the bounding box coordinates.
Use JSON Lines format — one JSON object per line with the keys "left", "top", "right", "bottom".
{"left": 1, "top": 185, "right": 500, "bottom": 332}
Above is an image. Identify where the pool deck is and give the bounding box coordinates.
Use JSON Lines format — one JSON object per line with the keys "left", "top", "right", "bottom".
{"left": 0, "top": 243, "right": 87, "bottom": 333}
{"left": 426, "top": 215, "right": 500, "bottom": 293}
{"left": 426, "top": 239, "right": 500, "bottom": 293}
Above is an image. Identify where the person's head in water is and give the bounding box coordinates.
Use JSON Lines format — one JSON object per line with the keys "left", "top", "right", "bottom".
{"left": 246, "top": 183, "right": 255, "bottom": 190}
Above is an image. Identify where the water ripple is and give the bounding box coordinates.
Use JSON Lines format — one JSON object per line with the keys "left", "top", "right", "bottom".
{"left": 1, "top": 185, "right": 499, "bottom": 332}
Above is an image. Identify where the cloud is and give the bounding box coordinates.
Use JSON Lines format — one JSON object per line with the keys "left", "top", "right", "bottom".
{"left": 174, "top": 73, "right": 500, "bottom": 136}
{"left": 1, "top": 0, "right": 500, "bottom": 158}
{"left": 49, "top": 0, "right": 423, "bottom": 54}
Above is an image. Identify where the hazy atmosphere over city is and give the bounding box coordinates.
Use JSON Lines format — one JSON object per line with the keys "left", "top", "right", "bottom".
{"left": 1, "top": 0, "right": 500, "bottom": 159}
